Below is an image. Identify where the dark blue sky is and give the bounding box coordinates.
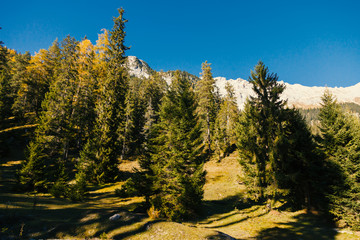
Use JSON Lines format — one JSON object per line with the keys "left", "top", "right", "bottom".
{"left": 1, "top": 0, "right": 360, "bottom": 87}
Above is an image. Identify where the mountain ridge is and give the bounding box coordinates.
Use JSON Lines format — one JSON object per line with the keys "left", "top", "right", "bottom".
{"left": 126, "top": 56, "right": 360, "bottom": 109}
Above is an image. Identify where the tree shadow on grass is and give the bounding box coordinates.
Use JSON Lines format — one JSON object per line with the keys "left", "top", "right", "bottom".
{"left": 41, "top": 208, "right": 149, "bottom": 239}
{"left": 197, "top": 194, "right": 263, "bottom": 223}
{"left": 257, "top": 213, "right": 337, "bottom": 240}
{"left": 0, "top": 190, "right": 149, "bottom": 239}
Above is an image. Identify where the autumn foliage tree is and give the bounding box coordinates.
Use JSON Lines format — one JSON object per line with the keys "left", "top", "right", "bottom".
{"left": 78, "top": 8, "right": 129, "bottom": 184}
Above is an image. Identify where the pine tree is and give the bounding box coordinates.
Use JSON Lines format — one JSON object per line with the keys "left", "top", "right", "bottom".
{"left": 0, "top": 49, "right": 28, "bottom": 122}
{"left": 214, "top": 82, "right": 239, "bottom": 160}
{"left": 78, "top": 8, "right": 129, "bottom": 184}
{"left": 19, "top": 36, "right": 82, "bottom": 190}
{"left": 120, "top": 90, "right": 135, "bottom": 160}
{"left": 0, "top": 45, "right": 10, "bottom": 125}
{"left": 0, "top": 39, "right": 10, "bottom": 156}
{"left": 237, "top": 61, "right": 286, "bottom": 203}
{"left": 236, "top": 61, "right": 325, "bottom": 209}
{"left": 149, "top": 70, "right": 206, "bottom": 221}
{"left": 272, "top": 108, "right": 328, "bottom": 209}
{"left": 73, "top": 38, "right": 97, "bottom": 148}
{"left": 9, "top": 51, "right": 31, "bottom": 104}
{"left": 318, "top": 90, "right": 360, "bottom": 229}
{"left": 196, "top": 61, "right": 218, "bottom": 154}
{"left": 12, "top": 49, "right": 52, "bottom": 118}
{"left": 115, "top": 72, "right": 166, "bottom": 204}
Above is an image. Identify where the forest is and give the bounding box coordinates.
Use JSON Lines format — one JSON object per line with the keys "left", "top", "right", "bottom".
{"left": 1, "top": 9, "right": 360, "bottom": 239}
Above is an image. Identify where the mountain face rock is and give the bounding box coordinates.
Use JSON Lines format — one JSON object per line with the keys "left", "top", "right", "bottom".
{"left": 127, "top": 56, "right": 360, "bottom": 109}
{"left": 126, "top": 56, "right": 153, "bottom": 79}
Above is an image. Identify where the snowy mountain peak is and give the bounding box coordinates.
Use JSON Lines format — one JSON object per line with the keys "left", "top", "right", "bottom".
{"left": 126, "top": 56, "right": 360, "bottom": 109}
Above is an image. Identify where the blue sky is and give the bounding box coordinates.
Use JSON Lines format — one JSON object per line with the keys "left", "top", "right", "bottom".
{"left": 1, "top": 0, "right": 360, "bottom": 87}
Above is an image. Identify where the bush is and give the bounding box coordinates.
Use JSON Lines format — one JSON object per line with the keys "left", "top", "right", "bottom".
{"left": 68, "top": 172, "right": 87, "bottom": 201}
{"left": 49, "top": 172, "right": 87, "bottom": 201}
{"left": 49, "top": 181, "right": 68, "bottom": 198}
{"left": 115, "top": 177, "right": 141, "bottom": 198}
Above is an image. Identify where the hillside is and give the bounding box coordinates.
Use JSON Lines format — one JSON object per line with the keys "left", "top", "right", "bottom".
{"left": 126, "top": 56, "right": 360, "bottom": 109}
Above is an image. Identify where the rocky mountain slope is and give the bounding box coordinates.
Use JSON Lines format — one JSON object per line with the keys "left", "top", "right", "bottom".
{"left": 126, "top": 56, "right": 360, "bottom": 109}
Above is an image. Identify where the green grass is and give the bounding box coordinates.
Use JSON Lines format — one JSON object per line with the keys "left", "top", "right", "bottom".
{"left": 1, "top": 146, "right": 360, "bottom": 239}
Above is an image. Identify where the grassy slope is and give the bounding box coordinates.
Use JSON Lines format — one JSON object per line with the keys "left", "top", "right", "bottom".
{"left": 1, "top": 144, "right": 359, "bottom": 239}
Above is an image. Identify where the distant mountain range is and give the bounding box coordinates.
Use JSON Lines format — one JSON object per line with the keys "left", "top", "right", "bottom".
{"left": 126, "top": 56, "right": 360, "bottom": 109}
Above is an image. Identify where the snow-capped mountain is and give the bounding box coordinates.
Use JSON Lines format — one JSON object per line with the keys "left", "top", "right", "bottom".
{"left": 126, "top": 56, "right": 360, "bottom": 109}
{"left": 215, "top": 77, "right": 360, "bottom": 109}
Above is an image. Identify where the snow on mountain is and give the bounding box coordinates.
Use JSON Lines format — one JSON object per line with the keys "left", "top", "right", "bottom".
{"left": 215, "top": 77, "right": 253, "bottom": 109}
{"left": 126, "top": 56, "right": 360, "bottom": 109}
{"left": 215, "top": 77, "right": 360, "bottom": 109}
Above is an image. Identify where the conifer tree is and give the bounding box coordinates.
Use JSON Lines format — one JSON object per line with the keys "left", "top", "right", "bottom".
{"left": 214, "top": 82, "right": 239, "bottom": 160}
{"left": 78, "top": 8, "right": 129, "bottom": 184}
{"left": 19, "top": 36, "right": 78, "bottom": 189}
{"left": 318, "top": 90, "right": 360, "bottom": 229}
{"left": 120, "top": 90, "right": 135, "bottom": 160}
{"left": 237, "top": 61, "right": 286, "bottom": 203}
{"left": 0, "top": 44, "right": 10, "bottom": 125}
{"left": 130, "top": 72, "right": 166, "bottom": 157}
{"left": 237, "top": 61, "right": 323, "bottom": 209}
{"left": 0, "top": 37, "right": 10, "bottom": 156}
{"left": 196, "top": 61, "right": 218, "bottom": 154}
{"left": 12, "top": 49, "right": 53, "bottom": 118}
{"left": 0, "top": 50, "right": 30, "bottom": 122}
{"left": 9, "top": 51, "right": 31, "bottom": 101}
{"left": 115, "top": 72, "right": 166, "bottom": 203}
{"left": 149, "top": 70, "right": 206, "bottom": 221}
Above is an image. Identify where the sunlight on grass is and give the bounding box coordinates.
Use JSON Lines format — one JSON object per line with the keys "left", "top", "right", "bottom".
{"left": 1, "top": 151, "right": 360, "bottom": 239}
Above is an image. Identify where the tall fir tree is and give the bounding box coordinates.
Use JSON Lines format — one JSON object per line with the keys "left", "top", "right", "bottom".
{"left": 214, "top": 82, "right": 239, "bottom": 160}
{"left": 318, "top": 90, "right": 360, "bottom": 229}
{"left": 78, "top": 8, "right": 129, "bottom": 184}
{"left": 149, "top": 70, "right": 206, "bottom": 221}
{"left": 0, "top": 35, "right": 10, "bottom": 156}
{"left": 19, "top": 36, "right": 81, "bottom": 190}
{"left": 0, "top": 43, "right": 10, "bottom": 126}
{"left": 237, "top": 61, "right": 286, "bottom": 203}
{"left": 9, "top": 51, "right": 31, "bottom": 104}
{"left": 115, "top": 72, "right": 166, "bottom": 204}
{"left": 237, "top": 61, "right": 324, "bottom": 209}
{"left": 12, "top": 49, "right": 51, "bottom": 118}
{"left": 196, "top": 61, "right": 218, "bottom": 154}
{"left": 19, "top": 36, "right": 96, "bottom": 194}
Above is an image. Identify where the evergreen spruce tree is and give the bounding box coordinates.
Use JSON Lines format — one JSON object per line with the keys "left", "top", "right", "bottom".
{"left": 13, "top": 39, "right": 61, "bottom": 120}
{"left": 9, "top": 51, "right": 31, "bottom": 105}
{"left": 149, "top": 70, "right": 206, "bottom": 221}
{"left": 237, "top": 61, "right": 286, "bottom": 204}
{"left": 120, "top": 90, "right": 135, "bottom": 160}
{"left": 237, "top": 61, "right": 324, "bottom": 209}
{"left": 0, "top": 43, "right": 10, "bottom": 126}
{"left": 272, "top": 108, "right": 328, "bottom": 209}
{"left": 196, "top": 61, "right": 218, "bottom": 154}
{"left": 0, "top": 37, "right": 10, "bottom": 156}
{"left": 0, "top": 49, "right": 28, "bottom": 123}
{"left": 19, "top": 36, "right": 81, "bottom": 191}
{"left": 115, "top": 72, "right": 166, "bottom": 204}
{"left": 78, "top": 8, "right": 129, "bottom": 184}
{"left": 13, "top": 50, "right": 50, "bottom": 118}
{"left": 318, "top": 90, "right": 360, "bottom": 229}
{"left": 214, "top": 82, "right": 239, "bottom": 160}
